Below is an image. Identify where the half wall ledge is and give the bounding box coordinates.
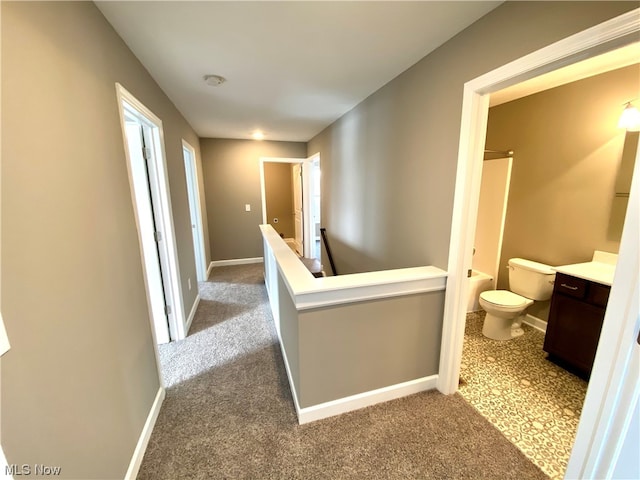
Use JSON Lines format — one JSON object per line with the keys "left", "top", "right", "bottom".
{"left": 260, "top": 224, "right": 448, "bottom": 423}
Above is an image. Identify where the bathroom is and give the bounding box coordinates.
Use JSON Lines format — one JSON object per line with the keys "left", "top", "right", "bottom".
{"left": 460, "top": 58, "right": 639, "bottom": 480}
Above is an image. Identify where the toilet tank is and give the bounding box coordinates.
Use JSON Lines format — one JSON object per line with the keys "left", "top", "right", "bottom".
{"left": 508, "top": 258, "right": 556, "bottom": 301}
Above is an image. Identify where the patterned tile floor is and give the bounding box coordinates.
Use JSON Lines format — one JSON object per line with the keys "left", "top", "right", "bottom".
{"left": 459, "top": 312, "right": 588, "bottom": 480}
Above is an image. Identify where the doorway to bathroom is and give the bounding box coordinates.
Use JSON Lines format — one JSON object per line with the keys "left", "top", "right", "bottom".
{"left": 440, "top": 13, "right": 640, "bottom": 480}
{"left": 460, "top": 56, "right": 639, "bottom": 480}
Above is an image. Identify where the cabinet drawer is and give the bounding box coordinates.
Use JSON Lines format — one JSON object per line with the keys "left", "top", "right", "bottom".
{"left": 555, "top": 273, "right": 587, "bottom": 299}
{"left": 587, "top": 282, "right": 610, "bottom": 308}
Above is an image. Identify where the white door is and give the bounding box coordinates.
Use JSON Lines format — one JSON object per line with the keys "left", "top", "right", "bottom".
{"left": 117, "top": 83, "right": 187, "bottom": 344}
{"left": 292, "top": 163, "right": 304, "bottom": 256}
{"left": 182, "top": 142, "right": 207, "bottom": 282}
{"left": 124, "top": 121, "right": 171, "bottom": 344}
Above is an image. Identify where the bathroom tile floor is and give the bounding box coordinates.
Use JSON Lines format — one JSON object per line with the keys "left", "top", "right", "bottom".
{"left": 459, "top": 311, "right": 588, "bottom": 480}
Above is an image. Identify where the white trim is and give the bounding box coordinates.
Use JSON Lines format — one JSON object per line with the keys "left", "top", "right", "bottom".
{"left": 259, "top": 155, "right": 320, "bottom": 259}
{"left": 438, "top": 8, "right": 640, "bottom": 479}
{"left": 182, "top": 139, "right": 207, "bottom": 283}
{"left": 206, "top": 262, "right": 214, "bottom": 279}
{"left": 209, "top": 257, "right": 263, "bottom": 268}
{"left": 276, "top": 333, "right": 302, "bottom": 417}
{"left": 261, "top": 224, "right": 446, "bottom": 310}
{"left": 116, "top": 83, "right": 187, "bottom": 342}
{"left": 124, "top": 387, "right": 165, "bottom": 480}
{"left": 0, "top": 444, "right": 11, "bottom": 480}
{"left": 185, "top": 294, "right": 200, "bottom": 336}
{"left": 0, "top": 312, "right": 10, "bottom": 357}
{"left": 298, "top": 375, "right": 438, "bottom": 425}
{"left": 523, "top": 314, "right": 547, "bottom": 333}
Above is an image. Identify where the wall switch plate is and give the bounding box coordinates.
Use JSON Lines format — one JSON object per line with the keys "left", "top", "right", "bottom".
{"left": 188, "top": 278, "right": 191, "bottom": 290}
{"left": 245, "top": 204, "right": 251, "bottom": 212}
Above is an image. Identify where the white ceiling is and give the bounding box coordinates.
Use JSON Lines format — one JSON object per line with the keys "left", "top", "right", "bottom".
{"left": 96, "top": 1, "right": 502, "bottom": 142}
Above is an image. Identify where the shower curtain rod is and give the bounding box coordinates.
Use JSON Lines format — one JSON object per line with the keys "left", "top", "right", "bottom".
{"left": 484, "top": 149, "right": 514, "bottom": 156}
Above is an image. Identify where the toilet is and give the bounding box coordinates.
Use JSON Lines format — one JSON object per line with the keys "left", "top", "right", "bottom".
{"left": 479, "top": 258, "right": 556, "bottom": 341}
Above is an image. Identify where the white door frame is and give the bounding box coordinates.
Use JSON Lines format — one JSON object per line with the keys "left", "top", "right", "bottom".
{"left": 438, "top": 9, "right": 639, "bottom": 478}
{"left": 259, "top": 154, "right": 320, "bottom": 259}
{"left": 182, "top": 140, "right": 207, "bottom": 282}
{"left": 116, "top": 83, "right": 186, "bottom": 344}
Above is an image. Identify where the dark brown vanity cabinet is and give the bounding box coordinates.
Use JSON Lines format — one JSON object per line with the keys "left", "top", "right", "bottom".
{"left": 543, "top": 273, "right": 610, "bottom": 378}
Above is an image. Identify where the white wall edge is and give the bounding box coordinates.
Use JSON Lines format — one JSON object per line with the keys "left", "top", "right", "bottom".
{"left": 298, "top": 375, "right": 438, "bottom": 425}
{"left": 185, "top": 294, "right": 200, "bottom": 336}
{"left": 276, "top": 335, "right": 302, "bottom": 418}
{"left": 0, "top": 444, "right": 12, "bottom": 480}
{"left": 209, "top": 257, "right": 263, "bottom": 268}
{"left": 260, "top": 224, "right": 447, "bottom": 311}
{"left": 523, "top": 313, "right": 547, "bottom": 333}
{"left": 296, "top": 283, "right": 446, "bottom": 310}
{"left": 124, "top": 387, "right": 165, "bottom": 480}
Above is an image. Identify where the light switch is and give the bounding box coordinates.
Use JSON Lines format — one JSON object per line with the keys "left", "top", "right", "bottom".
{"left": 245, "top": 204, "right": 251, "bottom": 212}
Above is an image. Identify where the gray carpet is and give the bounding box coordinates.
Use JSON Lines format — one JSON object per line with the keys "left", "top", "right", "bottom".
{"left": 137, "top": 264, "right": 548, "bottom": 479}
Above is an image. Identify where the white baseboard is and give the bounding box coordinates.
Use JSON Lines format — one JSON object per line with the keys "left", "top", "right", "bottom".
{"left": 185, "top": 294, "right": 200, "bottom": 336}
{"left": 206, "top": 262, "right": 214, "bottom": 279}
{"left": 124, "top": 387, "right": 165, "bottom": 480}
{"left": 298, "top": 375, "right": 438, "bottom": 425}
{"left": 275, "top": 314, "right": 437, "bottom": 425}
{"left": 209, "top": 257, "right": 263, "bottom": 268}
{"left": 523, "top": 313, "right": 547, "bottom": 333}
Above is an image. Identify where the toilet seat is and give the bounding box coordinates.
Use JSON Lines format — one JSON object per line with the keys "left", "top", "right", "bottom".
{"left": 480, "top": 290, "right": 528, "bottom": 307}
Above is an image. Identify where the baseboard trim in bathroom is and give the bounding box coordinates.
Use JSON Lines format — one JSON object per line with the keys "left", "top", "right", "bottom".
{"left": 209, "top": 257, "right": 263, "bottom": 268}
{"left": 523, "top": 314, "right": 547, "bottom": 333}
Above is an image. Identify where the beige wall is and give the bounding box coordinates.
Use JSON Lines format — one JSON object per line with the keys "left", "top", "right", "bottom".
{"left": 308, "top": 1, "right": 636, "bottom": 275}
{"left": 1, "top": 2, "right": 203, "bottom": 478}
{"left": 264, "top": 163, "right": 295, "bottom": 238}
{"left": 487, "top": 64, "right": 640, "bottom": 319}
{"left": 200, "top": 139, "right": 306, "bottom": 261}
{"left": 298, "top": 292, "right": 444, "bottom": 407}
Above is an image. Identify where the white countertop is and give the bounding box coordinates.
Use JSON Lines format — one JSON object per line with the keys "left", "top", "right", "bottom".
{"left": 553, "top": 251, "right": 618, "bottom": 286}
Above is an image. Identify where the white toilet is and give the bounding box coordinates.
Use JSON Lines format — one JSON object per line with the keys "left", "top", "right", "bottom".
{"left": 479, "top": 258, "right": 555, "bottom": 340}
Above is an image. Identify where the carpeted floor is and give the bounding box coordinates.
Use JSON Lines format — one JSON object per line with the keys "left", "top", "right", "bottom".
{"left": 459, "top": 312, "right": 587, "bottom": 480}
{"left": 137, "top": 264, "right": 548, "bottom": 479}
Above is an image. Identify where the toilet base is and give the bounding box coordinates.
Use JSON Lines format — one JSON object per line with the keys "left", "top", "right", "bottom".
{"left": 482, "top": 312, "right": 525, "bottom": 341}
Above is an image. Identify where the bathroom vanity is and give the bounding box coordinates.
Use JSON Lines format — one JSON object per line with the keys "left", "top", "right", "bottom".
{"left": 543, "top": 252, "right": 616, "bottom": 379}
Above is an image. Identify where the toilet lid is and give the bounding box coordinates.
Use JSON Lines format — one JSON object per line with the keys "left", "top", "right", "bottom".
{"left": 480, "top": 290, "right": 528, "bottom": 307}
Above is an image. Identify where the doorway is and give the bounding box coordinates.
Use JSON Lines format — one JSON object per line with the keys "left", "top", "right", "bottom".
{"left": 182, "top": 141, "right": 207, "bottom": 282}
{"left": 259, "top": 154, "right": 321, "bottom": 261}
{"left": 116, "top": 83, "right": 186, "bottom": 344}
{"left": 439, "top": 11, "right": 639, "bottom": 479}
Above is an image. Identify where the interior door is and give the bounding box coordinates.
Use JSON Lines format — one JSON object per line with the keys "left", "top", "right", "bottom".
{"left": 124, "top": 121, "right": 171, "bottom": 344}
{"left": 292, "top": 163, "right": 303, "bottom": 256}
{"left": 183, "top": 144, "right": 206, "bottom": 282}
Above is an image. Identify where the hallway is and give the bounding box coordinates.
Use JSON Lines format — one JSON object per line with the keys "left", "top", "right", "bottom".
{"left": 138, "top": 264, "right": 547, "bottom": 479}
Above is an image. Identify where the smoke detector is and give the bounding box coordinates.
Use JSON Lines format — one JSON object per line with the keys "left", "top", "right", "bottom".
{"left": 204, "top": 74, "right": 226, "bottom": 87}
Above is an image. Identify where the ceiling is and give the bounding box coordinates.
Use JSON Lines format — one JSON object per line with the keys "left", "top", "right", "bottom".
{"left": 96, "top": 1, "right": 502, "bottom": 142}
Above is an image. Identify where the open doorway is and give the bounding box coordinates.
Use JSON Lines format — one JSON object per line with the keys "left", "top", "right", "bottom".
{"left": 439, "top": 11, "right": 639, "bottom": 479}
{"left": 182, "top": 140, "right": 207, "bottom": 282}
{"left": 116, "top": 83, "right": 186, "bottom": 344}
{"left": 259, "top": 154, "right": 321, "bottom": 261}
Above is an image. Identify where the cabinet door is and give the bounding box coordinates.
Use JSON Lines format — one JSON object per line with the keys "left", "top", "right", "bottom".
{"left": 544, "top": 294, "right": 605, "bottom": 375}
